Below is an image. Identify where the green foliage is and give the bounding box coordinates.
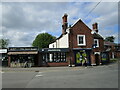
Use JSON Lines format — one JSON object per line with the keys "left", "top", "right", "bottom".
{"left": 32, "top": 33, "right": 56, "bottom": 48}
{"left": 105, "top": 36, "right": 115, "bottom": 42}
{"left": 110, "top": 58, "right": 119, "bottom": 63}
{"left": 0, "top": 39, "right": 9, "bottom": 48}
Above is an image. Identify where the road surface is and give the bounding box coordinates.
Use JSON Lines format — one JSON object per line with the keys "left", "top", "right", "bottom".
{"left": 2, "top": 63, "right": 118, "bottom": 88}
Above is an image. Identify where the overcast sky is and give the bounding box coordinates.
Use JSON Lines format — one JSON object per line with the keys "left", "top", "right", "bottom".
{"left": 1, "top": 1, "right": 118, "bottom": 47}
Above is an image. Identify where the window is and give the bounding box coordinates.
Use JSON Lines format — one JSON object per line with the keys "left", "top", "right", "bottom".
{"left": 47, "top": 53, "right": 66, "bottom": 63}
{"left": 94, "top": 39, "right": 99, "bottom": 47}
{"left": 77, "top": 35, "right": 86, "bottom": 46}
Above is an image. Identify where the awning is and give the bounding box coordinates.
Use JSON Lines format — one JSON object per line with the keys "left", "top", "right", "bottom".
{"left": 8, "top": 51, "right": 38, "bottom": 55}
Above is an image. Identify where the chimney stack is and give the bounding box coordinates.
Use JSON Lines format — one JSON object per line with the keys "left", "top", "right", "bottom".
{"left": 92, "top": 22, "right": 98, "bottom": 33}
{"left": 62, "top": 13, "right": 68, "bottom": 35}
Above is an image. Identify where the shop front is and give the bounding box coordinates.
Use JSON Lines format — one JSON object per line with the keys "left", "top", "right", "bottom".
{"left": 101, "top": 52, "right": 110, "bottom": 64}
{"left": 39, "top": 48, "right": 69, "bottom": 67}
{"left": 73, "top": 48, "right": 92, "bottom": 66}
{"left": 7, "top": 47, "right": 38, "bottom": 67}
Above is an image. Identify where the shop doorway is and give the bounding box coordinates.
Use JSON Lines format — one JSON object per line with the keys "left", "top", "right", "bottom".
{"left": 95, "top": 54, "right": 99, "bottom": 65}
{"left": 74, "top": 49, "right": 91, "bottom": 66}
{"left": 101, "top": 52, "right": 110, "bottom": 64}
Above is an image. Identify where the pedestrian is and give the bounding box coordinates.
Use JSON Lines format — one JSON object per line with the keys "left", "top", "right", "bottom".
{"left": 84, "top": 57, "right": 87, "bottom": 68}
{"left": 24, "top": 61, "right": 28, "bottom": 68}
{"left": 69, "top": 57, "right": 72, "bottom": 67}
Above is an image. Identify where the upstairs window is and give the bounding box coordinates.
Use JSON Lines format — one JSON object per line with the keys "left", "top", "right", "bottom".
{"left": 77, "top": 35, "right": 86, "bottom": 46}
{"left": 94, "top": 39, "right": 99, "bottom": 47}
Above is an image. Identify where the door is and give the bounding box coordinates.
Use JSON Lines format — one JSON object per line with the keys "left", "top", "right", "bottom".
{"left": 95, "top": 54, "right": 99, "bottom": 65}
{"left": 75, "top": 50, "right": 87, "bottom": 66}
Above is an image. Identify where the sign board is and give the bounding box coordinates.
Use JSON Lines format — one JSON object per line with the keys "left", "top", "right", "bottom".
{"left": 48, "top": 49, "right": 61, "bottom": 52}
{"left": 8, "top": 47, "right": 38, "bottom": 51}
{"left": 0, "top": 49, "right": 7, "bottom": 53}
{"left": 39, "top": 48, "right": 69, "bottom": 53}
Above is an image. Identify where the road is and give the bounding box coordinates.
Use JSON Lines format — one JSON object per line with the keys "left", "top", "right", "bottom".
{"left": 2, "top": 63, "right": 118, "bottom": 88}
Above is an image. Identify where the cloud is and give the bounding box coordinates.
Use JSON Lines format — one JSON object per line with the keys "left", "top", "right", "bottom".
{"left": 2, "top": 2, "right": 69, "bottom": 46}
{"left": 88, "top": 2, "right": 118, "bottom": 28}
{"left": 1, "top": 2, "right": 118, "bottom": 47}
{"left": 82, "top": 2, "right": 118, "bottom": 43}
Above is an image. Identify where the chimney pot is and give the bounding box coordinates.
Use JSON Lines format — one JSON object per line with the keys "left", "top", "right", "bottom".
{"left": 62, "top": 13, "right": 68, "bottom": 35}
{"left": 62, "top": 13, "right": 68, "bottom": 24}
{"left": 92, "top": 22, "right": 98, "bottom": 33}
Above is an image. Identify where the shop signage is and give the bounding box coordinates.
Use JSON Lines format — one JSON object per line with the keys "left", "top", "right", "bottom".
{"left": 9, "top": 47, "right": 38, "bottom": 51}
{"left": 48, "top": 49, "right": 61, "bottom": 52}
{"left": 39, "top": 48, "right": 69, "bottom": 52}
{"left": 0, "top": 49, "right": 7, "bottom": 53}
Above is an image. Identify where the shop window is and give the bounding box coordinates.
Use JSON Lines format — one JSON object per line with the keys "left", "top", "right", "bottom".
{"left": 101, "top": 53, "right": 107, "bottom": 61}
{"left": 49, "top": 54, "right": 53, "bottom": 62}
{"left": 77, "top": 35, "right": 86, "bottom": 46}
{"left": 48, "top": 53, "right": 66, "bottom": 62}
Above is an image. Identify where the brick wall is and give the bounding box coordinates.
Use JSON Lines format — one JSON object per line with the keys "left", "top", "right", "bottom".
{"left": 69, "top": 20, "right": 93, "bottom": 49}
{"left": 115, "top": 51, "right": 120, "bottom": 58}
{"left": 93, "top": 38, "right": 104, "bottom": 52}
{"left": 47, "top": 62, "right": 68, "bottom": 67}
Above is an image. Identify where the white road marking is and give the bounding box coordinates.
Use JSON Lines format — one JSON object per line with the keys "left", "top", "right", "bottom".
{"left": 35, "top": 72, "right": 43, "bottom": 77}
{"left": 0, "top": 71, "right": 4, "bottom": 73}
{"left": 38, "top": 72, "right": 43, "bottom": 74}
{"left": 35, "top": 75, "right": 43, "bottom": 77}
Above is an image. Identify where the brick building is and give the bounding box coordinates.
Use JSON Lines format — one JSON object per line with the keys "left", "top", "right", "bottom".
{"left": 47, "top": 13, "right": 106, "bottom": 66}
{"left": 104, "top": 41, "right": 120, "bottom": 59}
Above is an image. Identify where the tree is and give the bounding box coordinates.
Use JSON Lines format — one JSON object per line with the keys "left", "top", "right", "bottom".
{"left": 105, "top": 36, "right": 115, "bottom": 42}
{"left": 32, "top": 33, "right": 56, "bottom": 48}
{"left": 0, "top": 38, "right": 9, "bottom": 48}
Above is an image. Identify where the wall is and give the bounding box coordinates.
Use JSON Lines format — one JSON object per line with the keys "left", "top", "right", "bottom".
{"left": 115, "top": 51, "right": 120, "bottom": 58}
{"left": 93, "top": 38, "right": 104, "bottom": 52}
{"left": 49, "top": 33, "right": 69, "bottom": 48}
{"left": 59, "top": 34, "right": 69, "bottom": 48}
{"left": 69, "top": 20, "right": 93, "bottom": 49}
{"left": 49, "top": 42, "right": 57, "bottom": 48}
{"left": 47, "top": 62, "right": 68, "bottom": 67}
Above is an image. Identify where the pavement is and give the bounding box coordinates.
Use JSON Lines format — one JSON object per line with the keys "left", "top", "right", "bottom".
{"left": 1, "top": 62, "right": 118, "bottom": 72}
{"left": 1, "top": 62, "right": 119, "bottom": 88}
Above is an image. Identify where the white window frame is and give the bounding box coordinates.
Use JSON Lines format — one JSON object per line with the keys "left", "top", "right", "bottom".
{"left": 94, "top": 39, "right": 99, "bottom": 47}
{"left": 77, "top": 35, "right": 86, "bottom": 46}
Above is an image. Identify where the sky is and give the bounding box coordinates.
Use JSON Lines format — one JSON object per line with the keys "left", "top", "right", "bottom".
{"left": 1, "top": 1, "right": 119, "bottom": 47}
